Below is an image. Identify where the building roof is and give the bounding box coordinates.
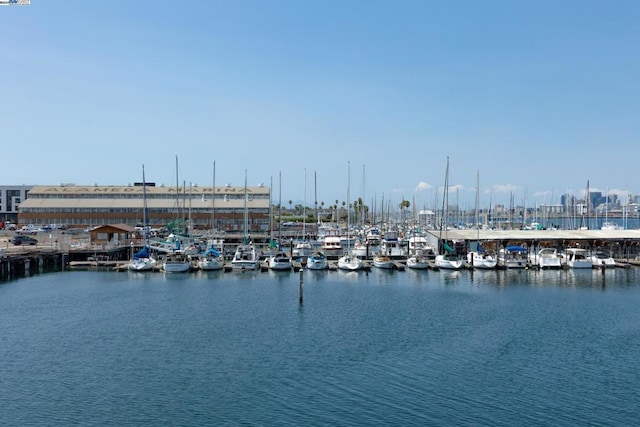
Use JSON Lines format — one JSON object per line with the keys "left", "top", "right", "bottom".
{"left": 25, "top": 184, "right": 270, "bottom": 196}
{"left": 427, "top": 229, "right": 640, "bottom": 242}
{"left": 90, "top": 224, "right": 135, "bottom": 233}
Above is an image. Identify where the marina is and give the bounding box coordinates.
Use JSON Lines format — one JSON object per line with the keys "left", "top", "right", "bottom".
{"left": 3, "top": 226, "right": 640, "bottom": 281}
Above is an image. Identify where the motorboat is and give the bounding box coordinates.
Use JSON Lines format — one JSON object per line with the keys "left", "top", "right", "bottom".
{"left": 380, "top": 231, "right": 406, "bottom": 258}
{"left": 292, "top": 240, "right": 314, "bottom": 258}
{"left": 497, "top": 246, "right": 528, "bottom": 269}
{"left": 591, "top": 251, "right": 616, "bottom": 268}
{"left": 232, "top": 242, "right": 260, "bottom": 271}
{"left": 528, "top": 248, "right": 562, "bottom": 269}
{"left": 564, "top": 248, "right": 593, "bottom": 269}
{"left": 321, "top": 234, "right": 343, "bottom": 257}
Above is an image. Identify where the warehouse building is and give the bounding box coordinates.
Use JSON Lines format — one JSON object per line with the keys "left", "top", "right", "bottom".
{"left": 18, "top": 183, "right": 271, "bottom": 233}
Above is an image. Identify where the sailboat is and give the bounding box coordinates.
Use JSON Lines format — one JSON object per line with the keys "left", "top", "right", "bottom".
{"left": 292, "top": 168, "right": 314, "bottom": 259}
{"left": 466, "top": 171, "right": 497, "bottom": 269}
{"left": 232, "top": 170, "right": 260, "bottom": 270}
{"left": 198, "top": 161, "right": 225, "bottom": 271}
{"left": 435, "top": 157, "right": 465, "bottom": 270}
{"left": 406, "top": 196, "right": 431, "bottom": 270}
{"left": 129, "top": 164, "right": 157, "bottom": 272}
{"left": 307, "top": 171, "right": 328, "bottom": 270}
{"left": 338, "top": 161, "right": 364, "bottom": 271}
{"left": 163, "top": 156, "right": 192, "bottom": 273}
{"left": 269, "top": 172, "right": 292, "bottom": 271}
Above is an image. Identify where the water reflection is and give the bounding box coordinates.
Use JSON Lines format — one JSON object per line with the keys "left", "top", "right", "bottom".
{"left": 439, "top": 271, "right": 460, "bottom": 285}
{"left": 197, "top": 270, "right": 225, "bottom": 280}
{"left": 306, "top": 269, "right": 329, "bottom": 283}
{"left": 471, "top": 267, "right": 640, "bottom": 290}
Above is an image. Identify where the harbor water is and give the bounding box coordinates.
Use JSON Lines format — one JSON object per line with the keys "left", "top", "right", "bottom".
{"left": 2, "top": 268, "right": 640, "bottom": 426}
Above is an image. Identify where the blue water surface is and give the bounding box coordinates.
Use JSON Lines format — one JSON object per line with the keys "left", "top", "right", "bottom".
{"left": 1, "top": 267, "right": 639, "bottom": 426}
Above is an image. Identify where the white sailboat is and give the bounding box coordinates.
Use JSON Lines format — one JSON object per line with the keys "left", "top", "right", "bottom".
{"left": 467, "top": 171, "right": 496, "bottom": 270}
{"left": 129, "top": 164, "right": 157, "bottom": 272}
{"left": 293, "top": 169, "right": 314, "bottom": 259}
{"left": 269, "top": 172, "right": 292, "bottom": 271}
{"left": 338, "top": 161, "right": 363, "bottom": 271}
{"left": 406, "top": 197, "right": 431, "bottom": 270}
{"left": 198, "top": 162, "right": 225, "bottom": 271}
{"left": 307, "top": 250, "right": 328, "bottom": 270}
{"left": 232, "top": 170, "right": 260, "bottom": 271}
{"left": 435, "top": 157, "right": 465, "bottom": 270}
{"left": 162, "top": 157, "right": 191, "bottom": 273}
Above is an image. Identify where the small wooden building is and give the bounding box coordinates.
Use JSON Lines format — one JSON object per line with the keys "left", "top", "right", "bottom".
{"left": 89, "top": 224, "right": 135, "bottom": 245}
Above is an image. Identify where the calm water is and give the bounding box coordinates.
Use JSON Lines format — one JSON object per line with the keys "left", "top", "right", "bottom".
{"left": 2, "top": 267, "right": 640, "bottom": 426}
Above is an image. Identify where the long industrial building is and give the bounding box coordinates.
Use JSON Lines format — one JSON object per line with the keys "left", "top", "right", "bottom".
{"left": 18, "top": 183, "right": 271, "bottom": 232}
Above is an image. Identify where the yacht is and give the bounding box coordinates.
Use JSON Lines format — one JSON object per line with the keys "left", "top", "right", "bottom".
{"left": 497, "top": 246, "right": 528, "bottom": 269}
{"left": 528, "top": 248, "right": 562, "bottom": 269}
{"left": 564, "top": 248, "right": 593, "bottom": 269}
{"left": 232, "top": 242, "right": 260, "bottom": 271}
{"left": 591, "top": 251, "right": 616, "bottom": 268}
{"left": 380, "top": 231, "right": 406, "bottom": 258}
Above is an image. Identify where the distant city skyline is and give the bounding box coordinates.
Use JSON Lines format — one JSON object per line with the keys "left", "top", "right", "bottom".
{"left": 1, "top": 1, "right": 638, "bottom": 208}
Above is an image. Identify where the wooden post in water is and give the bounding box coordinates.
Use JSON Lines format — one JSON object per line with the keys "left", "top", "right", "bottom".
{"left": 299, "top": 268, "right": 304, "bottom": 305}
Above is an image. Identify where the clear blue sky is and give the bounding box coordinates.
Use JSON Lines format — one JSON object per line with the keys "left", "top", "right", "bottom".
{"left": 2, "top": 0, "right": 639, "bottom": 210}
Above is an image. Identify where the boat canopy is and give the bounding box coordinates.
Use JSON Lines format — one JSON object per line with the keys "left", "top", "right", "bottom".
{"left": 204, "top": 247, "right": 220, "bottom": 257}
{"left": 133, "top": 246, "right": 150, "bottom": 260}
{"left": 505, "top": 245, "right": 527, "bottom": 252}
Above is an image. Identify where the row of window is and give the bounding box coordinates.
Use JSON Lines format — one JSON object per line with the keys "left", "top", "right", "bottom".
{"left": 32, "top": 219, "right": 269, "bottom": 227}
{"left": 21, "top": 208, "right": 270, "bottom": 214}
{"left": 27, "top": 193, "right": 269, "bottom": 200}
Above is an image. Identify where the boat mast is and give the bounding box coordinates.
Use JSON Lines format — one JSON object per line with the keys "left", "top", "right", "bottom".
{"left": 314, "top": 171, "right": 319, "bottom": 228}
{"left": 346, "top": 161, "right": 351, "bottom": 252}
{"left": 269, "top": 175, "right": 273, "bottom": 247}
{"left": 475, "top": 170, "right": 480, "bottom": 248}
{"left": 303, "top": 168, "right": 306, "bottom": 241}
{"left": 244, "top": 169, "right": 248, "bottom": 244}
{"left": 278, "top": 171, "right": 282, "bottom": 248}
{"left": 362, "top": 164, "right": 366, "bottom": 227}
{"left": 211, "top": 161, "right": 216, "bottom": 234}
{"left": 439, "top": 157, "right": 450, "bottom": 255}
{"left": 175, "top": 155, "right": 180, "bottom": 224}
{"left": 142, "top": 164, "right": 149, "bottom": 248}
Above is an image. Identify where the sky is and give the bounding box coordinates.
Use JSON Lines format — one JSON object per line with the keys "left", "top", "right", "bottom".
{"left": 1, "top": 0, "right": 639, "bottom": 211}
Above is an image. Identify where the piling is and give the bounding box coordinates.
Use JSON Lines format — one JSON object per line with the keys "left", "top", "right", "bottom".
{"left": 298, "top": 269, "right": 304, "bottom": 305}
